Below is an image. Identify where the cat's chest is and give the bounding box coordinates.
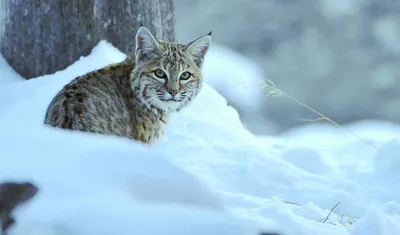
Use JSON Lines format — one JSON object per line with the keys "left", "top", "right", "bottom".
{"left": 129, "top": 111, "right": 168, "bottom": 144}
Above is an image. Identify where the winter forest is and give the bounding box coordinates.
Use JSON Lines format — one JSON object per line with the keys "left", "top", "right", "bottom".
{"left": 0, "top": 0, "right": 399, "bottom": 235}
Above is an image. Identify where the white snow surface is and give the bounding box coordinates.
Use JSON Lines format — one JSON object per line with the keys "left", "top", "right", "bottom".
{"left": 0, "top": 41, "right": 399, "bottom": 235}
{"left": 202, "top": 45, "right": 264, "bottom": 111}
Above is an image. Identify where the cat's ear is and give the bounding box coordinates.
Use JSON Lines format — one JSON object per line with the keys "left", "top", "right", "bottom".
{"left": 185, "top": 31, "right": 212, "bottom": 65}
{"left": 135, "top": 26, "right": 160, "bottom": 57}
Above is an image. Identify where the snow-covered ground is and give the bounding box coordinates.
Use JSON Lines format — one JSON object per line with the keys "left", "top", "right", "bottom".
{"left": 202, "top": 45, "right": 276, "bottom": 134}
{"left": 0, "top": 41, "right": 399, "bottom": 235}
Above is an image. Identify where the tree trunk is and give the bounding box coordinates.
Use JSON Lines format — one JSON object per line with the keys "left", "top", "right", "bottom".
{"left": 0, "top": 0, "right": 175, "bottom": 79}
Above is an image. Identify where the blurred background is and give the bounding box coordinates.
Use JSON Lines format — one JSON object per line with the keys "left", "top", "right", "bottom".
{"left": 174, "top": 0, "right": 400, "bottom": 135}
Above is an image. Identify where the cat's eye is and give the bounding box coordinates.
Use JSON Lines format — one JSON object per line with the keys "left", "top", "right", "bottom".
{"left": 180, "top": 72, "right": 191, "bottom": 80}
{"left": 154, "top": 69, "right": 167, "bottom": 78}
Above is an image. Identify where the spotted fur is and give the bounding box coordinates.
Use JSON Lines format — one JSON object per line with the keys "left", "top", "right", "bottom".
{"left": 44, "top": 27, "right": 212, "bottom": 144}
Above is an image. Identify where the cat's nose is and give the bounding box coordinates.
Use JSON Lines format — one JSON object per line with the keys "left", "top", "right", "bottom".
{"left": 167, "top": 89, "right": 178, "bottom": 97}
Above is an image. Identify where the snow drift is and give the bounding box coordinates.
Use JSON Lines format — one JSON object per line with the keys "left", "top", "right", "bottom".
{"left": 0, "top": 41, "right": 399, "bottom": 235}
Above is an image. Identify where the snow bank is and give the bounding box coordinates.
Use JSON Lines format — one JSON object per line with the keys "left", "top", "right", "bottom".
{"left": 1, "top": 124, "right": 255, "bottom": 235}
{"left": 202, "top": 45, "right": 275, "bottom": 134}
{"left": 0, "top": 41, "right": 399, "bottom": 235}
{"left": 202, "top": 45, "right": 264, "bottom": 111}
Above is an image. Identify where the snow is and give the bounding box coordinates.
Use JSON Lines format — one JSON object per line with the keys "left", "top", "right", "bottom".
{"left": 202, "top": 45, "right": 273, "bottom": 134}
{"left": 202, "top": 45, "right": 264, "bottom": 111}
{"left": 0, "top": 40, "right": 399, "bottom": 235}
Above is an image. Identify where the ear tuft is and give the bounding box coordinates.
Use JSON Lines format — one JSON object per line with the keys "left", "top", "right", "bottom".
{"left": 186, "top": 33, "right": 212, "bottom": 63}
{"left": 135, "top": 26, "right": 160, "bottom": 56}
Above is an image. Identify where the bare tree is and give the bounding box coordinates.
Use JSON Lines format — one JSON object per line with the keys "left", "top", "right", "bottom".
{"left": 0, "top": 0, "right": 175, "bottom": 79}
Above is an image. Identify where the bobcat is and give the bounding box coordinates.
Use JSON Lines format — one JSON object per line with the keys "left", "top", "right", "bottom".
{"left": 44, "top": 26, "right": 212, "bottom": 144}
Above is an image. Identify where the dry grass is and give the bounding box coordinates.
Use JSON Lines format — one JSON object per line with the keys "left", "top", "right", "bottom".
{"left": 319, "top": 202, "right": 358, "bottom": 226}
{"left": 263, "top": 80, "right": 366, "bottom": 227}
{"left": 262, "top": 79, "right": 380, "bottom": 150}
{"left": 281, "top": 200, "right": 357, "bottom": 226}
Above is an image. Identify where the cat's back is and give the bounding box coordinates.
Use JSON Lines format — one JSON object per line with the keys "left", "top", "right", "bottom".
{"left": 44, "top": 57, "right": 134, "bottom": 133}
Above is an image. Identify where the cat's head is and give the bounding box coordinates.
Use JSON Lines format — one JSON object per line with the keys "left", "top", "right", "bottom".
{"left": 130, "top": 26, "right": 211, "bottom": 113}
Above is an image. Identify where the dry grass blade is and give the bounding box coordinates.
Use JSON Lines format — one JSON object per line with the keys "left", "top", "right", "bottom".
{"left": 262, "top": 79, "right": 380, "bottom": 150}
{"left": 293, "top": 117, "right": 327, "bottom": 122}
{"left": 340, "top": 213, "right": 357, "bottom": 225}
{"left": 281, "top": 199, "right": 301, "bottom": 206}
{"left": 321, "top": 202, "right": 341, "bottom": 223}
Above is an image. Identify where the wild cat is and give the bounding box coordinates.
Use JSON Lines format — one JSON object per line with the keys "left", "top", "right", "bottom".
{"left": 44, "top": 26, "right": 212, "bottom": 144}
